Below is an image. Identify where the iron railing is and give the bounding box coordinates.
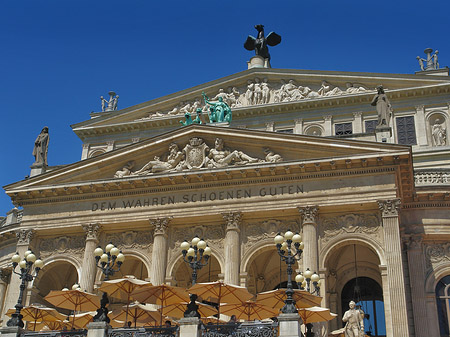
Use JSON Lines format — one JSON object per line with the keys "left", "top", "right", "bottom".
{"left": 23, "top": 330, "right": 87, "bottom": 337}
{"left": 202, "top": 322, "right": 278, "bottom": 337}
{"left": 108, "top": 327, "right": 178, "bottom": 337}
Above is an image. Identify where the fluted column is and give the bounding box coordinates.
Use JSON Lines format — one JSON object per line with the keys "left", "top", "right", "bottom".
{"left": 80, "top": 224, "right": 100, "bottom": 292}
{"left": 405, "top": 235, "right": 428, "bottom": 337}
{"left": 150, "top": 218, "right": 171, "bottom": 285}
{"left": 298, "top": 206, "right": 319, "bottom": 273}
{"left": 378, "top": 199, "right": 410, "bottom": 337}
{"left": 1, "top": 229, "right": 33, "bottom": 327}
{"left": 222, "top": 212, "right": 242, "bottom": 285}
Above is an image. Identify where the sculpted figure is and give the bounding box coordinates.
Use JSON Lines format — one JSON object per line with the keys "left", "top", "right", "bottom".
{"left": 253, "top": 78, "right": 263, "bottom": 104}
{"left": 342, "top": 301, "right": 364, "bottom": 337}
{"left": 432, "top": 118, "right": 446, "bottom": 146}
{"left": 202, "top": 92, "right": 232, "bottom": 123}
{"left": 244, "top": 24, "right": 281, "bottom": 61}
{"left": 345, "top": 82, "right": 366, "bottom": 94}
{"left": 193, "top": 108, "right": 203, "bottom": 124}
{"left": 416, "top": 56, "right": 426, "bottom": 71}
{"left": 33, "top": 127, "right": 50, "bottom": 165}
{"left": 246, "top": 80, "right": 255, "bottom": 105}
{"left": 433, "top": 50, "right": 439, "bottom": 69}
{"left": 114, "top": 161, "right": 135, "bottom": 178}
{"left": 227, "top": 87, "right": 241, "bottom": 107}
{"left": 318, "top": 81, "right": 342, "bottom": 96}
{"left": 274, "top": 80, "right": 288, "bottom": 103}
{"left": 213, "top": 88, "right": 228, "bottom": 102}
{"left": 100, "top": 96, "right": 107, "bottom": 112}
{"left": 262, "top": 78, "right": 271, "bottom": 104}
{"left": 180, "top": 101, "right": 193, "bottom": 114}
{"left": 263, "top": 148, "right": 282, "bottom": 162}
{"left": 371, "top": 85, "right": 392, "bottom": 127}
{"left": 134, "top": 143, "right": 184, "bottom": 175}
{"left": 180, "top": 112, "right": 194, "bottom": 126}
{"left": 101, "top": 91, "right": 119, "bottom": 112}
{"left": 207, "top": 138, "right": 260, "bottom": 168}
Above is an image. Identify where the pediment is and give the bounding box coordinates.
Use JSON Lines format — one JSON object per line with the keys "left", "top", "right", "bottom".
{"left": 72, "top": 68, "right": 450, "bottom": 132}
{"left": 6, "top": 125, "right": 411, "bottom": 203}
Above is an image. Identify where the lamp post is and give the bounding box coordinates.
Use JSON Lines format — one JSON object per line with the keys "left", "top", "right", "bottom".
{"left": 6, "top": 250, "right": 44, "bottom": 328}
{"left": 94, "top": 242, "right": 125, "bottom": 281}
{"left": 180, "top": 236, "right": 211, "bottom": 285}
{"left": 295, "top": 268, "right": 320, "bottom": 296}
{"left": 274, "top": 230, "right": 304, "bottom": 313}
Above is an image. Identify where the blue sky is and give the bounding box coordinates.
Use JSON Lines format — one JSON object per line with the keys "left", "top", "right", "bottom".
{"left": 1, "top": 0, "right": 449, "bottom": 215}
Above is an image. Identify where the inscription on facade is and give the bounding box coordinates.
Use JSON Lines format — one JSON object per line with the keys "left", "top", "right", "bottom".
{"left": 91, "top": 184, "right": 304, "bottom": 211}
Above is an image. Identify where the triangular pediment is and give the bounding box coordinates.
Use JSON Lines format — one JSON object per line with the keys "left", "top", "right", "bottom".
{"left": 72, "top": 68, "right": 450, "bottom": 134}
{"left": 6, "top": 125, "right": 411, "bottom": 204}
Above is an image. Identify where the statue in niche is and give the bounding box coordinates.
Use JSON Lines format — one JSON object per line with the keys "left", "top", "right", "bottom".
{"left": 134, "top": 143, "right": 185, "bottom": 175}
{"left": 207, "top": 138, "right": 260, "bottom": 168}
{"left": 202, "top": 92, "right": 232, "bottom": 123}
{"left": 371, "top": 85, "right": 392, "bottom": 127}
{"left": 244, "top": 24, "right": 281, "bottom": 61}
{"left": 342, "top": 301, "right": 364, "bottom": 337}
{"left": 432, "top": 118, "right": 446, "bottom": 146}
{"left": 33, "top": 126, "right": 49, "bottom": 165}
{"left": 100, "top": 91, "right": 119, "bottom": 112}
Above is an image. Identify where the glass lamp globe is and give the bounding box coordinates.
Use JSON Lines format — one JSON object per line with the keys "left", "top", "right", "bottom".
{"left": 35, "top": 259, "right": 44, "bottom": 269}
{"left": 110, "top": 247, "right": 120, "bottom": 256}
{"left": 117, "top": 252, "right": 125, "bottom": 263}
{"left": 105, "top": 243, "right": 114, "bottom": 253}
{"left": 197, "top": 239, "right": 207, "bottom": 250}
{"left": 191, "top": 236, "right": 200, "bottom": 246}
{"left": 62, "top": 288, "right": 69, "bottom": 291}
{"left": 11, "top": 253, "right": 21, "bottom": 264}
{"left": 304, "top": 269, "right": 313, "bottom": 279}
{"left": 72, "top": 284, "right": 80, "bottom": 290}
{"left": 18, "top": 260, "right": 27, "bottom": 269}
{"left": 26, "top": 253, "right": 37, "bottom": 263}
{"left": 284, "top": 230, "right": 294, "bottom": 241}
{"left": 311, "top": 273, "right": 320, "bottom": 283}
{"left": 94, "top": 247, "right": 103, "bottom": 257}
{"left": 274, "top": 234, "right": 284, "bottom": 245}
{"left": 295, "top": 274, "right": 304, "bottom": 283}
{"left": 281, "top": 242, "right": 288, "bottom": 251}
{"left": 180, "top": 241, "right": 190, "bottom": 251}
{"left": 100, "top": 254, "right": 108, "bottom": 263}
{"left": 187, "top": 248, "right": 195, "bottom": 257}
{"left": 299, "top": 242, "right": 305, "bottom": 250}
{"left": 203, "top": 246, "right": 212, "bottom": 256}
{"left": 24, "top": 250, "right": 32, "bottom": 258}
{"left": 292, "top": 233, "right": 302, "bottom": 243}
{"left": 301, "top": 280, "right": 307, "bottom": 288}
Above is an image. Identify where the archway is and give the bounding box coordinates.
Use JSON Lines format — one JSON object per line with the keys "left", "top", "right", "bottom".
{"left": 103, "top": 255, "right": 149, "bottom": 281}
{"left": 172, "top": 255, "right": 221, "bottom": 288}
{"left": 436, "top": 275, "right": 450, "bottom": 336}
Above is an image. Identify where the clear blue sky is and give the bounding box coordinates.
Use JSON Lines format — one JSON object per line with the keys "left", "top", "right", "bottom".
{"left": 1, "top": 0, "right": 449, "bottom": 215}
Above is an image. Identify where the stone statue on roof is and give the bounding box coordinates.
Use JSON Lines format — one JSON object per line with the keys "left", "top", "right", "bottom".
{"left": 244, "top": 25, "right": 281, "bottom": 61}
{"left": 32, "top": 126, "right": 49, "bottom": 166}
{"left": 101, "top": 91, "right": 119, "bottom": 112}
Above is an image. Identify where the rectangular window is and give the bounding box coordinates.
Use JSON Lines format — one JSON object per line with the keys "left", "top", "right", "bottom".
{"left": 365, "top": 120, "right": 377, "bottom": 133}
{"left": 276, "top": 128, "right": 294, "bottom": 134}
{"left": 335, "top": 123, "right": 352, "bottom": 135}
{"left": 396, "top": 116, "right": 417, "bottom": 145}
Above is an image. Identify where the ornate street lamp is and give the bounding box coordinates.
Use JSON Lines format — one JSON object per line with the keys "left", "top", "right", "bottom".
{"left": 295, "top": 269, "right": 320, "bottom": 295}
{"left": 180, "top": 236, "right": 211, "bottom": 285}
{"left": 6, "top": 250, "right": 44, "bottom": 328}
{"left": 274, "top": 230, "right": 304, "bottom": 313}
{"left": 94, "top": 242, "right": 125, "bottom": 281}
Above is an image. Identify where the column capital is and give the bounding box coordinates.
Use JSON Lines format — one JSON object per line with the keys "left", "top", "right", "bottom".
{"left": 404, "top": 234, "right": 423, "bottom": 251}
{"left": 149, "top": 217, "right": 172, "bottom": 236}
{"left": 323, "top": 115, "right": 332, "bottom": 121}
{"left": 377, "top": 199, "right": 401, "bottom": 217}
{"left": 15, "top": 229, "right": 34, "bottom": 246}
{"left": 298, "top": 206, "right": 319, "bottom": 225}
{"left": 294, "top": 118, "right": 303, "bottom": 124}
{"left": 222, "top": 212, "right": 242, "bottom": 232}
{"left": 353, "top": 111, "right": 363, "bottom": 118}
{"left": 415, "top": 105, "right": 425, "bottom": 112}
{"left": 82, "top": 223, "right": 101, "bottom": 241}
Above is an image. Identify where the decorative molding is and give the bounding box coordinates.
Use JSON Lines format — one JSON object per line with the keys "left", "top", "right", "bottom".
{"left": 149, "top": 217, "right": 172, "bottom": 236}
{"left": 353, "top": 111, "right": 363, "bottom": 118}
{"left": 39, "top": 235, "right": 85, "bottom": 259}
{"left": 405, "top": 235, "right": 423, "bottom": 251}
{"left": 425, "top": 243, "right": 450, "bottom": 271}
{"left": 105, "top": 230, "right": 153, "bottom": 249}
{"left": 82, "top": 224, "right": 101, "bottom": 241}
{"left": 377, "top": 199, "right": 401, "bottom": 217}
{"left": 415, "top": 170, "right": 450, "bottom": 186}
{"left": 16, "top": 229, "right": 34, "bottom": 245}
{"left": 222, "top": 212, "right": 242, "bottom": 232}
{"left": 298, "top": 206, "right": 319, "bottom": 224}
{"left": 0, "top": 269, "right": 11, "bottom": 284}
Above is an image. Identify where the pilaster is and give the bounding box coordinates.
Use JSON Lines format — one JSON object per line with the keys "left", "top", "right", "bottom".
{"left": 323, "top": 116, "right": 332, "bottom": 136}
{"left": 106, "top": 141, "right": 115, "bottom": 152}
{"left": 298, "top": 206, "right": 319, "bottom": 273}
{"left": 294, "top": 119, "right": 303, "bottom": 135}
{"left": 352, "top": 112, "right": 363, "bottom": 134}
{"left": 222, "top": 212, "right": 242, "bottom": 285}
{"left": 414, "top": 105, "right": 428, "bottom": 146}
{"left": 80, "top": 224, "right": 101, "bottom": 292}
{"left": 377, "top": 199, "right": 409, "bottom": 337}
{"left": 150, "top": 217, "right": 171, "bottom": 285}
{"left": 81, "top": 143, "right": 90, "bottom": 160}
{"left": 265, "top": 122, "right": 274, "bottom": 132}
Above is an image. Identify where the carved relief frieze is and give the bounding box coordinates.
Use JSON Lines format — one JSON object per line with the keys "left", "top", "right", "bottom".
{"left": 105, "top": 231, "right": 153, "bottom": 250}
{"left": 318, "top": 213, "right": 382, "bottom": 247}
{"left": 425, "top": 243, "right": 450, "bottom": 271}
{"left": 38, "top": 236, "right": 85, "bottom": 259}
{"left": 114, "top": 138, "right": 282, "bottom": 178}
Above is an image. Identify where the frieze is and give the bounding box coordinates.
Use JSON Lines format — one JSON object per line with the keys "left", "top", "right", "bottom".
{"left": 39, "top": 235, "right": 85, "bottom": 259}
{"left": 135, "top": 79, "right": 373, "bottom": 120}
{"left": 318, "top": 213, "right": 381, "bottom": 246}
{"left": 114, "top": 138, "right": 282, "bottom": 178}
{"left": 243, "top": 219, "right": 301, "bottom": 249}
{"left": 425, "top": 243, "right": 450, "bottom": 271}
{"left": 105, "top": 231, "right": 153, "bottom": 250}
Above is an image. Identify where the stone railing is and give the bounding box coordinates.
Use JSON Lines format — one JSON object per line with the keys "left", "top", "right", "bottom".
{"left": 202, "top": 322, "right": 277, "bottom": 337}
{"left": 414, "top": 170, "right": 450, "bottom": 186}
{"left": 108, "top": 327, "right": 178, "bottom": 337}
{"left": 23, "top": 330, "right": 87, "bottom": 337}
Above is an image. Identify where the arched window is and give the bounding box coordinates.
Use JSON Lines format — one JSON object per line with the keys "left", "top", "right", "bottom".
{"left": 341, "top": 277, "right": 386, "bottom": 337}
{"left": 436, "top": 275, "right": 450, "bottom": 336}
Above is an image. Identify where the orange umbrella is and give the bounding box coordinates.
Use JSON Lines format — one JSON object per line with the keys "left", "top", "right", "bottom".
{"left": 256, "top": 289, "right": 321, "bottom": 310}
{"left": 298, "top": 306, "right": 337, "bottom": 324}
{"left": 27, "top": 321, "right": 68, "bottom": 331}
{"left": 188, "top": 281, "right": 253, "bottom": 305}
{"left": 220, "top": 300, "right": 278, "bottom": 321}
{"left": 6, "top": 305, "right": 66, "bottom": 331}
{"left": 160, "top": 301, "right": 218, "bottom": 319}
{"left": 111, "top": 303, "right": 160, "bottom": 327}
{"left": 66, "top": 312, "right": 95, "bottom": 329}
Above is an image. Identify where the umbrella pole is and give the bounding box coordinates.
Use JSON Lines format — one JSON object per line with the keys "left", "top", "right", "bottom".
{"left": 125, "top": 293, "right": 130, "bottom": 327}
{"left": 34, "top": 318, "right": 37, "bottom": 331}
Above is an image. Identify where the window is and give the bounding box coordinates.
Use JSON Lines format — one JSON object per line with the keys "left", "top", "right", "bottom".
{"left": 436, "top": 275, "right": 450, "bottom": 336}
{"left": 365, "top": 120, "right": 377, "bottom": 133}
{"left": 276, "top": 129, "right": 294, "bottom": 134}
{"left": 396, "top": 116, "right": 417, "bottom": 145}
{"left": 335, "top": 123, "right": 352, "bottom": 135}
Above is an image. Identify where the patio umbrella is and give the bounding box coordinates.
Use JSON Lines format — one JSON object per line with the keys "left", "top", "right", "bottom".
{"left": 66, "top": 312, "right": 95, "bottom": 329}
{"left": 188, "top": 281, "right": 253, "bottom": 305}
{"left": 6, "top": 305, "right": 66, "bottom": 331}
{"left": 160, "top": 301, "right": 218, "bottom": 319}
{"left": 99, "top": 276, "right": 151, "bottom": 324}
{"left": 219, "top": 300, "right": 278, "bottom": 321}
{"left": 27, "top": 320, "right": 68, "bottom": 332}
{"left": 131, "top": 284, "right": 190, "bottom": 324}
{"left": 298, "top": 306, "right": 337, "bottom": 324}
{"left": 201, "top": 316, "right": 226, "bottom": 324}
{"left": 44, "top": 289, "right": 100, "bottom": 328}
{"left": 111, "top": 303, "right": 160, "bottom": 327}
{"left": 256, "top": 289, "right": 321, "bottom": 310}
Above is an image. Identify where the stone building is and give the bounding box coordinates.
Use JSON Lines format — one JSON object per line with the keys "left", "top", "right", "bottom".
{"left": 1, "top": 53, "right": 450, "bottom": 337}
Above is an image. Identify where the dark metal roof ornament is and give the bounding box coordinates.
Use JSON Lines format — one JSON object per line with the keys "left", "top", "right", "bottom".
{"left": 244, "top": 24, "right": 281, "bottom": 61}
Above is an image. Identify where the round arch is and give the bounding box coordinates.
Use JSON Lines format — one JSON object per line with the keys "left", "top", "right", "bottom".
{"left": 304, "top": 124, "right": 325, "bottom": 136}
{"left": 425, "top": 263, "right": 450, "bottom": 293}
{"left": 169, "top": 253, "right": 222, "bottom": 288}
{"left": 95, "top": 250, "right": 150, "bottom": 282}
{"left": 241, "top": 239, "right": 277, "bottom": 273}
{"left": 30, "top": 255, "right": 82, "bottom": 288}
{"left": 425, "top": 110, "right": 449, "bottom": 146}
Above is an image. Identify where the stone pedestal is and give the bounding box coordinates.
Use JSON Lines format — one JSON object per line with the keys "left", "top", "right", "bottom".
{"left": 375, "top": 126, "right": 392, "bottom": 143}
{"left": 179, "top": 317, "right": 200, "bottom": 337}
{"left": 86, "top": 322, "right": 109, "bottom": 337}
{"left": 247, "top": 56, "right": 270, "bottom": 69}
{"left": 278, "top": 313, "right": 301, "bottom": 337}
{"left": 30, "top": 162, "right": 46, "bottom": 177}
{"left": 0, "top": 326, "right": 23, "bottom": 337}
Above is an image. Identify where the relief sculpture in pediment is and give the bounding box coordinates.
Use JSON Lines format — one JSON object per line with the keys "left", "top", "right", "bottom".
{"left": 114, "top": 138, "right": 282, "bottom": 178}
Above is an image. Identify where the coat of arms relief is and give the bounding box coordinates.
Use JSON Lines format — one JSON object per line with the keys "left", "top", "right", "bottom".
{"left": 114, "top": 137, "right": 283, "bottom": 178}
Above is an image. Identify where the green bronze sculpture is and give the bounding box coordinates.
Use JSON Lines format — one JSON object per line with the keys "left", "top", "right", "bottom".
{"left": 180, "top": 112, "right": 194, "bottom": 126}
{"left": 193, "top": 108, "right": 203, "bottom": 124}
{"left": 202, "top": 92, "right": 232, "bottom": 123}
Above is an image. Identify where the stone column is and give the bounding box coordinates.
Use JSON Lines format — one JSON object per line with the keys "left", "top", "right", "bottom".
{"left": 294, "top": 119, "right": 303, "bottom": 134}
{"left": 150, "top": 218, "right": 171, "bottom": 285}
{"left": 80, "top": 224, "right": 101, "bottom": 293}
{"left": 414, "top": 105, "right": 428, "bottom": 146}
{"left": 323, "top": 116, "right": 332, "bottom": 136}
{"left": 405, "top": 235, "right": 429, "bottom": 337}
{"left": 1, "top": 230, "right": 33, "bottom": 327}
{"left": 298, "top": 206, "right": 319, "bottom": 273}
{"left": 0, "top": 270, "right": 11, "bottom": 320}
{"left": 377, "top": 200, "right": 410, "bottom": 337}
{"left": 222, "top": 212, "right": 242, "bottom": 285}
{"left": 353, "top": 112, "right": 363, "bottom": 133}
{"left": 379, "top": 265, "right": 393, "bottom": 336}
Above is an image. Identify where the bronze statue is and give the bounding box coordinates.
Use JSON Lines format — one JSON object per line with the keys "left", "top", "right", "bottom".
{"left": 244, "top": 25, "right": 281, "bottom": 61}
{"left": 32, "top": 127, "right": 49, "bottom": 165}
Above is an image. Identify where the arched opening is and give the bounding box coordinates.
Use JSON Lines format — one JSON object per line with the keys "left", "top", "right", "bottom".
{"left": 436, "top": 275, "right": 450, "bottom": 336}
{"left": 172, "top": 255, "right": 221, "bottom": 288}
{"left": 104, "top": 256, "right": 149, "bottom": 281}
{"left": 341, "top": 277, "right": 386, "bottom": 337}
